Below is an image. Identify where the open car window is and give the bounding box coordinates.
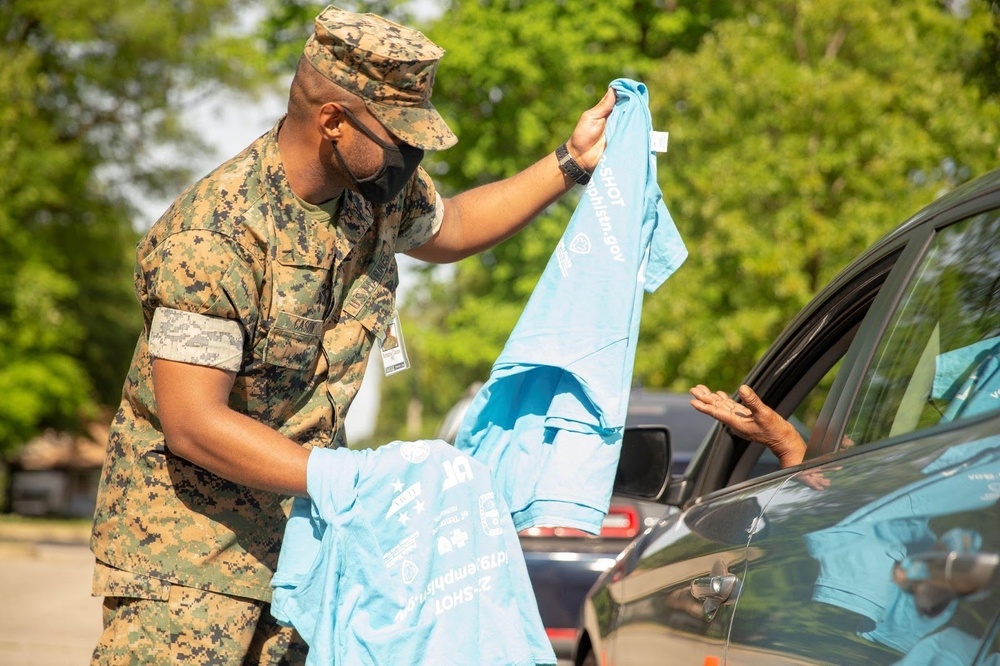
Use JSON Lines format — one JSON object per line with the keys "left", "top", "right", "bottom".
{"left": 731, "top": 330, "right": 855, "bottom": 485}
{"left": 697, "top": 247, "right": 902, "bottom": 493}
{"left": 844, "top": 209, "right": 1000, "bottom": 447}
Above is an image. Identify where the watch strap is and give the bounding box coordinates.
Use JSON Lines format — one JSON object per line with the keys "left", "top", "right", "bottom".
{"left": 555, "top": 141, "right": 592, "bottom": 186}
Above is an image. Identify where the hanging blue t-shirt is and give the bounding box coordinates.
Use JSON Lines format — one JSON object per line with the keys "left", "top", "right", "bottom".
{"left": 454, "top": 78, "right": 688, "bottom": 534}
{"left": 271, "top": 441, "right": 555, "bottom": 666}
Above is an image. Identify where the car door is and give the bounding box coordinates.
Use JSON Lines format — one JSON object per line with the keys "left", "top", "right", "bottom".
{"left": 601, "top": 197, "right": 908, "bottom": 666}
{"left": 724, "top": 197, "right": 1000, "bottom": 664}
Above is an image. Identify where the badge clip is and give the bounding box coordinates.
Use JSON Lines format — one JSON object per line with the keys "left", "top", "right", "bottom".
{"left": 380, "top": 310, "right": 410, "bottom": 376}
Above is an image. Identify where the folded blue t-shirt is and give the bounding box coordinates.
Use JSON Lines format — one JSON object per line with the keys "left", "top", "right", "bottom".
{"left": 455, "top": 78, "right": 688, "bottom": 534}
{"left": 271, "top": 441, "right": 555, "bottom": 666}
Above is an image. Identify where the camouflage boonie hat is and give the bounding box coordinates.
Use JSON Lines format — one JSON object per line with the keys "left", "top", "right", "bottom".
{"left": 305, "top": 5, "right": 458, "bottom": 151}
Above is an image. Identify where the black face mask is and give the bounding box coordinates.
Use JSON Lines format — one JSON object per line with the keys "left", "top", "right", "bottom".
{"left": 332, "top": 107, "right": 424, "bottom": 204}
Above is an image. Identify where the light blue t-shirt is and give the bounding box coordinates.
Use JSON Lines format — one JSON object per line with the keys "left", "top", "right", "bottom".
{"left": 454, "top": 78, "right": 688, "bottom": 534}
{"left": 932, "top": 335, "right": 1000, "bottom": 421}
{"left": 271, "top": 442, "right": 555, "bottom": 666}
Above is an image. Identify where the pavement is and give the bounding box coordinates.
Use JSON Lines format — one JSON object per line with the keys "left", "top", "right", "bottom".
{"left": 0, "top": 518, "right": 101, "bottom": 666}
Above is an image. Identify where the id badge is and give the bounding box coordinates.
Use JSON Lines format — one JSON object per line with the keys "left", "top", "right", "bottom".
{"left": 380, "top": 310, "right": 410, "bottom": 376}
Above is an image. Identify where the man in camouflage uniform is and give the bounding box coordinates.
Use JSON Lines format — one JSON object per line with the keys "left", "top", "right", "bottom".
{"left": 90, "top": 5, "right": 615, "bottom": 664}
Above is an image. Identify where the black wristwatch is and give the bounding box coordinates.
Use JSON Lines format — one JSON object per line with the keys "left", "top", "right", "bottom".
{"left": 555, "top": 141, "right": 592, "bottom": 186}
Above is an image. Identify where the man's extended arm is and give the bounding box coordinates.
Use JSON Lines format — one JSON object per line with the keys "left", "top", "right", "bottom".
{"left": 407, "top": 88, "right": 616, "bottom": 264}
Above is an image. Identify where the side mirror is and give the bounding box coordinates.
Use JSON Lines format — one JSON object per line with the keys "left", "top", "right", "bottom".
{"left": 613, "top": 425, "right": 672, "bottom": 501}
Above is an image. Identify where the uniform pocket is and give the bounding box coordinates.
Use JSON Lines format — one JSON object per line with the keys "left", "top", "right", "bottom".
{"left": 263, "top": 311, "right": 323, "bottom": 370}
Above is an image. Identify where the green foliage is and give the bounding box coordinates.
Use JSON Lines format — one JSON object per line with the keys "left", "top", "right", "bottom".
{"left": 638, "top": 0, "right": 1000, "bottom": 392}
{"left": 371, "top": 0, "right": 733, "bottom": 441}
{"left": 374, "top": 0, "right": 1000, "bottom": 441}
{"left": 0, "top": 1, "right": 273, "bottom": 455}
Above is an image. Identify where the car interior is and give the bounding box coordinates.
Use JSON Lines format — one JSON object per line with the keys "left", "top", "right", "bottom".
{"left": 845, "top": 208, "right": 1000, "bottom": 447}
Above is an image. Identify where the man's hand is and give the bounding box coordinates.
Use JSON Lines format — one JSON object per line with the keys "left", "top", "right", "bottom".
{"left": 566, "top": 88, "right": 617, "bottom": 173}
{"left": 690, "top": 384, "right": 807, "bottom": 468}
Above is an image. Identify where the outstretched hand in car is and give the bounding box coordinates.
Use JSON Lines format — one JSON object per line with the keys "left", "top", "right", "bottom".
{"left": 689, "top": 384, "right": 807, "bottom": 468}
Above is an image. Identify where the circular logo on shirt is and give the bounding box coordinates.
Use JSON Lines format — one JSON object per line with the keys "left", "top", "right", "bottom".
{"left": 400, "top": 441, "right": 430, "bottom": 464}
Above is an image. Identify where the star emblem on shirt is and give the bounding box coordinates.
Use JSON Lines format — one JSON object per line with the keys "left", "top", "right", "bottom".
{"left": 392, "top": 479, "right": 404, "bottom": 493}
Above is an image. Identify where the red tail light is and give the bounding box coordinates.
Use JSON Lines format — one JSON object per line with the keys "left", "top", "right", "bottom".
{"left": 517, "top": 504, "right": 639, "bottom": 539}
{"left": 519, "top": 525, "right": 591, "bottom": 537}
{"left": 599, "top": 504, "right": 639, "bottom": 539}
{"left": 545, "top": 628, "right": 577, "bottom": 642}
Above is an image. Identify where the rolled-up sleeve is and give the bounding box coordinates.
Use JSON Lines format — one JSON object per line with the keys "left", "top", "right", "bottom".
{"left": 149, "top": 307, "right": 244, "bottom": 371}
{"left": 140, "top": 230, "right": 259, "bottom": 371}
{"left": 394, "top": 167, "right": 444, "bottom": 253}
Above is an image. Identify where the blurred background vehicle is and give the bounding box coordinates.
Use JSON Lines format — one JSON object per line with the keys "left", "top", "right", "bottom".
{"left": 437, "top": 385, "right": 715, "bottom": 661}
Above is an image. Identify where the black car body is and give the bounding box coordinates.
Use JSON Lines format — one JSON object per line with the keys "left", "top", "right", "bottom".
{"left": 438, "top": 388, "right": 715, "bottom": 660}
{"left": 574, "top": 168, "right": 1000, "bottom": 665}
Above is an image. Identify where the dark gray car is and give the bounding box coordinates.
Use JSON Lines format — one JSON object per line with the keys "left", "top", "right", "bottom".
{"left": 574, "top": 168, "right": 1000, "bottom": 665}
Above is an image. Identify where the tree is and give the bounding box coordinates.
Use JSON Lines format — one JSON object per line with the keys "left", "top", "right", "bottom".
{"left": 0, "top": 0, "right": 274, "bottom": 455}
{"left": 374, "top": 0, "right": 1000, "bottom": 442}
{"left": 637, "top": 0, "right": 1000, "bottom": 391}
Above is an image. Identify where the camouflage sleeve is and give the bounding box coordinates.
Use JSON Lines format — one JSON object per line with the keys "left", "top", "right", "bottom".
{"left": 140, "top": 230, "right": 259, "bottom": 370}
{"left": 394, "top": 166, "right": 443, "bottom": 253}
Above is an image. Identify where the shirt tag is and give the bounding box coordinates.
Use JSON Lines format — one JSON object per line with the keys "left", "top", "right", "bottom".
{"left": 380, "top": 310, "right": 410, "bottom": 376}
{"left": 650, "top": 131, "right": 669, "bottom": 153}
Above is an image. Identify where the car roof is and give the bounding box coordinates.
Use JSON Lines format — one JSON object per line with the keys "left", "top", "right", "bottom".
{"left": 865, "top": 166, "right": 1000, "bottom": 255}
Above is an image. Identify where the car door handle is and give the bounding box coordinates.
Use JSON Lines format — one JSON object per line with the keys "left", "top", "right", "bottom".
{"left": 690, "top": 560, "right": 741, "bottom": 620}
{"left": 691, "top": 573, "right": 739, "bottom": 601}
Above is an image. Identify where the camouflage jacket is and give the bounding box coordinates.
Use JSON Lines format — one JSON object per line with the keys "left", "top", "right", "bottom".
{"left": 90, "top": 120, "right": 440, "bottom": 602}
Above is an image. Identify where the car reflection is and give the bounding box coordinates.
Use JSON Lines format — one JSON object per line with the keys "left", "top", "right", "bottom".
{"left": 799, "top": 436, "right": 1000, "bottom": 662}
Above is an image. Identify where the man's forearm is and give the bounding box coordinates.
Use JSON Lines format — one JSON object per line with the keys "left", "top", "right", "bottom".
{"left": 163, "top": 406, "right": 311, "bottom": 497}
{"left": 407, "top": 88, "right": 615, "bottom": 264}
{"left": 408, "top": 150, "right": 577, "bottom": 264}
{"left": 153, "top": 357, "right": 310, "bottom": 496}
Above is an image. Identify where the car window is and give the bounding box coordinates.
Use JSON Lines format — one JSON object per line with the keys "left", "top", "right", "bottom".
{"left": 716, "top": 246, "right": 899, "bottom": 492}
{"left": 723, "top": 298, "right": 873, "bottom": 489}
{"left": 790, "top": 358, "right": 844, "bottom": 439}
{"left": 741, "top": 344, "right": 850, "bottom": 482}
{"left": 845, "top": 209, "right": 1000, "bottom": 447}
{"left": 740, "top": 358, "right": 846, "bottom": 479}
